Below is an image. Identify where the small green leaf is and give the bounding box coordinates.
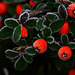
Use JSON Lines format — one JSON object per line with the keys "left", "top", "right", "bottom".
{"left": 42, "top": 27, "right": 52, "bottom": 38}
{"left": 36, "top": 3, "right": 47, "bottom": 10}
{"left": 48, "top": 42, "right": 60, "bottom": 50}
{"left": 68, "top": 42, "right": 75, "bottom": 49}
{"left": 5, "top": 49, "right": 19, "bottom": 59}
{"left": 23, "top": 3, "right": 31, "bottom": 9}
{"left": 12, "top": 25, "right": 22, "bottom": 42}
{"left": 25, "top": 47, "right": 36, "bottom": 56}
{"left": 61, "top": 34, "right": 69, "bottom": 45}
{"left": 24, "top": 54, "right": 33, "bottom": 63}
{"left": 14, "top": 56, "right": 27, "bottom": 71}
{"left": 15, "top": 39, "right": 27, "bottom": 46}
{"left": 37, "top": 33, "right": 44, "bottom": 39}
{"left": 46, "top": 12, "right": 59, "bottom": 22}
{"left": 50, "top": 19, "right": 64, "bottom": 33}
{"left": 36, "top": 19, "right": 45, "bottom": 31}
{"left": 25, "top": 19, "right": 36, "bottom": 28}
{"left": 4, "top": 18, "right": 19, "bottom": 29}
{"left": 0, "top": 26, "right": 13, "bottom": 39}
{"left": 46, "top": 36, "right": 54, "bottom": 44}
{"left": 58, "top": 5, "right": 68, "bottom": 19}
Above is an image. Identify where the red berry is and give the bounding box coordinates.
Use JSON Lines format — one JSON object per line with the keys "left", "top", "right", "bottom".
{"left": 0, "top": 21, "right": 3, "bottom": 28}
{"left": 29, "top": 0, "right": 36, "bottom": 7}
{"left": 33, "top": 39, "right": 47, "bottom": 54}
{"left": 21, "top": 26, "right": 28, "bottom": 38}
{"left": 59, "top": 22, "right": 69, "bottom": 34}
{"left": 68, "top": 69, "right": 75, "bottom": 75}
{"left": 67, "top": 3, "right": 75, "bottom": 17}
{"left": 58, "top": 46, "right": 72, "bottom": 60}
{"left": 16, "top": 4, "right": 23, "bottom": 16}
{"left": 0, "top": 3, "right": 7, "bottom": 14}
{"left": 1, "top": 1, "right": 8, "bottom": 7}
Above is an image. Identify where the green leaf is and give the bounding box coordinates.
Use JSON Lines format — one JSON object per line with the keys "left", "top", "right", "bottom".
{"left": 25, "top": 47, "right": 36, "bottom": 56}
{"left": 37, "top": 33, "right": 44, "bottom": 39}
{"left": 42, "top": 27, "right": 52, "bottom": 38}
{"left": 36, "top": 3, "right": 47, "bottom": 10}
{"left": 69, "top": 21, "right": 75, "bottom": 37}
{"left": 46, "top": 36, "right": 54, "bottom": 44}
{"left": 46, "top": 12, "right": 59, "bottom": 22}
{"left": 0, "top": 26, "right": 13, "bottom": 39}
{"left": 14, "top": 56, "right": 27, "bottom": 71}
{"left": 36, "top": 19, "right": 45, "bottom": 31}
{"left": 24, "top": 54, "right": 33, "bottom": 63}
{"left": 5, "top": 49, "right": 19, "bottom": 59}
{"left": 50, "top": 19, "right": 64, "bottom": 33}
{"left": 15, "top": 39, "right": 27, "bottom": 46}
{"left": 48, "top": 42, "right": 60, "bottom": 50}
{"left": 68, "top": 42, "right": 75, "bottom": 49}
{"left": 25, "top": 19, "right": 36, "bottom": 28}
{"left": 58, "top": 5, "right": 68, "bottom": 19}
{"left": 23, "top": 3, "right": 31, "bottom": 9}
{"left": 52, "top": 58, "right": 64, "bottom": 70}
{"left": 61, "top": 34, "right": 69, "bottom": 45}
{"left": 4, "top": 18, "right": 19, "bottom": 29}
{"left": 12, "top": 25, "right": 22, "bottom": 42}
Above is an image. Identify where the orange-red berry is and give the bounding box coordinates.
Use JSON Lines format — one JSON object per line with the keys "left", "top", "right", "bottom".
{"left": 67, "top": 3, "right": 75, "bottom": 17}
{"left": 59, "top": 22, "right": 69, "bottom": 34}
{"left": 1, "top": 1, "right": 8, "bottom": 7}
{"left": 33, "top": 39, "right": 47, "bottom": 54}
{"left": 16, "top": 4, "right": 23, "bottom": 16}
{"left": 58, "top": 46, "right": 72, "bottom": 60}
{"left": 21, "top": 26, "right": 28, "bottom": 38}
{"left": 29, "top": 0, "right": 36, "bottom": 7}
{"left": 0, "top": 21, "right": 3, "bottom": 28}
{"left": 0, "top": 3, "right": 7, "bottom": 14}
{"left": 68, "top": 69, "right": 75, "bottom": 75}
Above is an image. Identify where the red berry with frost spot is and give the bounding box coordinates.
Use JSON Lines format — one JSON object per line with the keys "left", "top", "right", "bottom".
{"left": 0, "top": 3, "right": 7, "bottom": 14}
{"left": 59, "top": 22, "right": 69, "bottom": 34}
{"left": 33, "top": 39, "right": 47, "bottom": 54}
{"left": 21, "top": 26, "right": 28, "bottom": 38}
{"left": 0, "top": 21, "right": 3, "bottom": 28}
{"left": 67, "top": 3, "right": 75, "bottom": 17}
{"left": 58, "top": 46, "right": 72, "bottom": 60}
{"left": 68, "top": 69, "right": 75, "bottom": 75}
{"left": 29, "top": 0, "right": 36, "bottom": 7}
{"left": 16, "top": 4, "right": 23, "bottom": 16}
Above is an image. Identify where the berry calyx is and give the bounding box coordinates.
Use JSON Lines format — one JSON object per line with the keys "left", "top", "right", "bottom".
{"left": 67, "top": 3, "right": 75, "bottom": 17}
{"left": 16, "top": 4, "right": 23, "bottom": 16}
{"left": 29, "top": 0, "right": 36, "bottom": 7}
{"left": 0, "top": 21, "right": 3, "bottom": 28}
{"left": 21, "top": 26, "right": 28, "bottom": 38}
{"left": 59, "top": 22, "right": 69, "bottom": 34}
{"left": 0, "top": 3, "right": 7, "bottom": 14}
{"left": 33, "top": 39, "right": 47, "bottom": 54}
{"left": 68, "top": 69, "right": 75, "bottom": 75}
{"left": 58, "top": 46, "right": 72, "bottom": 60}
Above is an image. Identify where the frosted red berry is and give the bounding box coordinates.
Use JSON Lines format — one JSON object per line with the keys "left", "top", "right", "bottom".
{"left": 29, "top": 0, "right": 36, "bottom": 7}
{"left": 16, "top": 4, "right": 23, "bottom": 16}
{"left": 68, "top": 69, "right": 75, "bottom": 75}
{"left": 67, "top": 3, "right": 75, "bottom": 17}
{"left": 21, "top": 26, "right": 28, "bottom": 38}
{"left": 0, "top": 21, "right": 3, "bottom": 28}
{"left": 58, "top": 46, "right": 72, "bottom": 60}
{"left": 0, "top": 3, "right": 7, "bottom": 14}
{"left": 33, "top": 39, "right": 47, "bottom": 54}
{"left": 59, "top": 22, "right": 69, "bottom": 34}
